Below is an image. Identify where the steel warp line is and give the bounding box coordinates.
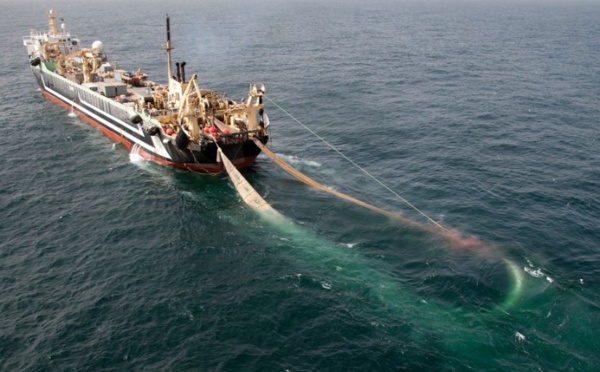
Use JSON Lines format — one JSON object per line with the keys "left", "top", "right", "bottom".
{"left": 264, "top": 95, "right": 445, "bottom": 230}
{"left": 257, "top": 99, "right": 526, "bottom": 312}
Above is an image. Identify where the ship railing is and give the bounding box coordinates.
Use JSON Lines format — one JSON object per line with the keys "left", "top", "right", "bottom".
{"left": 203, "top": 129, "right": 263, "bottom": 144}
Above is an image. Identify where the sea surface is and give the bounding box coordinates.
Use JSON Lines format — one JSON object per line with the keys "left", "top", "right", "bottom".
{"left": 1, "top": 0, "right": 599, "bottom": 370}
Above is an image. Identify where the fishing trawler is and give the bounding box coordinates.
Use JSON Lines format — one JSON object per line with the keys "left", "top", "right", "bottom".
{"left": 23, "top": 10, "right": 270, "bottom": 173}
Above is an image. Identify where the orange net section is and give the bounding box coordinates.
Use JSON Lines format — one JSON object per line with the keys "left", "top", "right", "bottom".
{"left": 218, "top": 147, "right": 282, "bottom": 219}
{"left": 254, "top": 139, "right": 502, "bottom": 254}
{"left": 248, "top": 136, "right": 524, "bottom": 311}
{"left": 252, "top": 138, "right": 434, "bottom": 232}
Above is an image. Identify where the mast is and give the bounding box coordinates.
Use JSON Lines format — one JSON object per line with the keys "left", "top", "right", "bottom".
{"left": 165, "top": 14, "right": 173, "bottom": 84}
{"left": 49, "top": 9, "right": 58, "bottom": 36}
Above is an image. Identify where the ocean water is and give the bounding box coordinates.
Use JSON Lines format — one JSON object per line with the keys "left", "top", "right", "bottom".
{"left": 1, "top": 0, "right": 599, "bottom": 370}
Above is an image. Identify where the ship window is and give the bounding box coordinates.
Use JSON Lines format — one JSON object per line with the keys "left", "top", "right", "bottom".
{"left": 72, "top": 40, "right": 78, "bottom": 46}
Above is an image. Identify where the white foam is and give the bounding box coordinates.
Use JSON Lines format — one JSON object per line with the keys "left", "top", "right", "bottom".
{"left": 524, "top": 259, "right": 554, "bottom": 284}
{"left": 304, "top": 160, "right": 322, "bottom": 167}
{"left": 524, "top": 266, "right": 544, "bottom": 278}
{"left": 275, "top": 153, "right": 322, "bottom": 168}
{"left": 515, "top": 332, "right": 526, "bottom": 342}
{"left": 180, "top": 191, "right": 199, "bottom": 201}
{"left": 321, "top": 282, "right": 332, "bottom": 290}
{"left": 129, "top": 152, "right": 144, "bottom": 163}
{"left": 128, "top": 144, "right": 140, "bottom": 161}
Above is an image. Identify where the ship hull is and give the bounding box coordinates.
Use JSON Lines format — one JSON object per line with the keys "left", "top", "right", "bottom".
{"left": 32, "top": 65, "right": 267, "bottom": 173}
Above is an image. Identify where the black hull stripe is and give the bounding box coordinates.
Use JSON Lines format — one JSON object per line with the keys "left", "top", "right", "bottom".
{"left": 41, "top": 74, "right": 167, "bottom": 157}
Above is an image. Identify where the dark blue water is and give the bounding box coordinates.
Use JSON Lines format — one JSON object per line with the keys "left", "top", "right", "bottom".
{"left": 2, "top": 0, "right": 599, "bottom": 370}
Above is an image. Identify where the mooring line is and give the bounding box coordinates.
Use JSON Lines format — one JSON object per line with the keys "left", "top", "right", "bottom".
{"left": 264, "top": 95, "right": 445, "bottom": 230}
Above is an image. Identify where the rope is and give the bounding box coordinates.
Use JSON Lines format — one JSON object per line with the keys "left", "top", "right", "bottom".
{"left": 254, "top": 102, "right": 525, "bottom": 312}
{"left": 264, "top": 95, "right": 445, "bottom": 231}
{"left": 253, "top": 138, "right": 426, "bottom": 230}
{"left": 215, "top": 142, "right": 281, "bottom": 217}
